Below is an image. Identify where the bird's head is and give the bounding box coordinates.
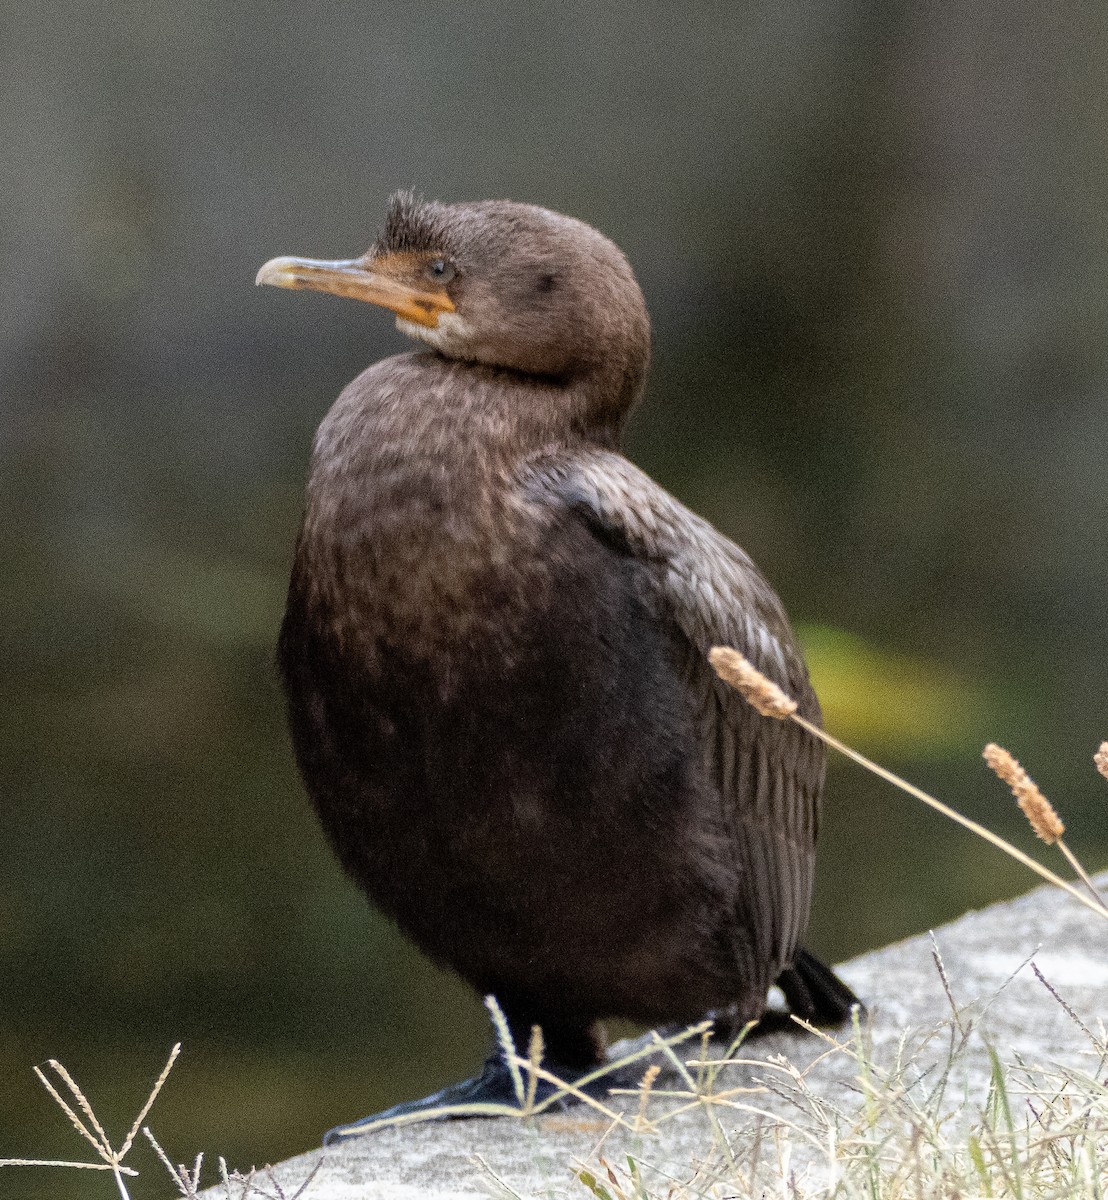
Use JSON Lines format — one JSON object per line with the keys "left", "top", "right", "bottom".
{"left": 257, "top": 192, "right": 650, "bottom": 410}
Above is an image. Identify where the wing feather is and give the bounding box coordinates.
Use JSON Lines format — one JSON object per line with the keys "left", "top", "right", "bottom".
{"left": 523, "top": 449, "right": 825, "bottom": 986}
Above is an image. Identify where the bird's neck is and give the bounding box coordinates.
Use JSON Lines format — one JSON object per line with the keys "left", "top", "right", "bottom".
{"left": 307, "top": 351, "right": 626, "bottom": 504}
{"left": 293, "top": 351, "right": 625, "bottom": 655}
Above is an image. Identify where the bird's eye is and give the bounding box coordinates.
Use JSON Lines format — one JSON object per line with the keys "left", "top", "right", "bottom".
{"left": 427, "top": 258, "right": 456, "bottom": 285}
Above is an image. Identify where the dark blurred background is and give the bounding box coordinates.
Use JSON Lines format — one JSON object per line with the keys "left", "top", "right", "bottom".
{"left": 3, "top": 1, "right": 1107, "bottom": 1194}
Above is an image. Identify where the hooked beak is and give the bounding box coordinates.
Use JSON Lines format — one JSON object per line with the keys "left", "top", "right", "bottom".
{"left": 255, "top": 253, "right": 455, "bottom": 328}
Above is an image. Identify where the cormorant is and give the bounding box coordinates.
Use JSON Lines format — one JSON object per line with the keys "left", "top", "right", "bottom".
{"left": 257, "top": 193, "right": 858, "bottom": 1142}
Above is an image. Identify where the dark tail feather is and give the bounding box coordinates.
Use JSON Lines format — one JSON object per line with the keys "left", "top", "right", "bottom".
{"left": 776, "top": 947, "right": 862, "bottom": 1025}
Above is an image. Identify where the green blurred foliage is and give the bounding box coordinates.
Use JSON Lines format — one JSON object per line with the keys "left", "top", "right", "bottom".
{"left": 799, "top": 624, "right": 987, "bottom": 755}
{"left": 3, "top": 1, "right": 1108, "bottom": 1196}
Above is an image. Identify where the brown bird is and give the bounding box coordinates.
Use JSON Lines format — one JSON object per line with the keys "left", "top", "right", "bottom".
{"left": 257, "top": 193, "right": 857, "bottom": 1141}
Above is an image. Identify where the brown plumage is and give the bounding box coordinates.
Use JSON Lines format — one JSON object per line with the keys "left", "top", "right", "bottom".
{"left": 258, "top": 193, "right": 857, "bottom": 1137}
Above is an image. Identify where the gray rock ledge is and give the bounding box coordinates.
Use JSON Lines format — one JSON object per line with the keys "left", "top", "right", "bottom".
{"left": 208, "top": 874, "right": 1108, "bottom": 1199}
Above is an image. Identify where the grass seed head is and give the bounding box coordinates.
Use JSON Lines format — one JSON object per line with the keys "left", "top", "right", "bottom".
{"left": 708, "top": 646, "right": 798, "bottom": 719}
{"left": 983, "top": 743, "right": 1065, "bottom": 844}
{"left": 1095, "top": 742, "right": 1108, "bottom": 783}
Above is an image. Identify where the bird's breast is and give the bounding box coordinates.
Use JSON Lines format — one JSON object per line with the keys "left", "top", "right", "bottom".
{"left": 291, "top": 352, "right": 582, "bottom": 665}
{"left": 297, "top": 469, "right": 546, "bottom": 675}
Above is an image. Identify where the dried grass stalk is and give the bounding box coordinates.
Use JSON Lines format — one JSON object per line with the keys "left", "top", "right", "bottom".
{"left": 708, "top": 643, "right": 1108, "bottom": 921}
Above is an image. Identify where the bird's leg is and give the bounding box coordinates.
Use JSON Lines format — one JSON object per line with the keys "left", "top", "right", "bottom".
{"left": 500, "top": 1001, "right": 606, "bottom": 1072}
{"left": 322, "top": 1002, "right": 622, "bottom": 1144}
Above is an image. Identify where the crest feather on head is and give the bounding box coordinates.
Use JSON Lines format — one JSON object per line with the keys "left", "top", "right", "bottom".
{"left": 375, "top": 191, "right": 451, "bottom": 255}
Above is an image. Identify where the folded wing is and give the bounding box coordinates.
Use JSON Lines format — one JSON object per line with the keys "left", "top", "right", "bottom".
{"left": 524, "top": 449, "right": 825, "bottom": 988}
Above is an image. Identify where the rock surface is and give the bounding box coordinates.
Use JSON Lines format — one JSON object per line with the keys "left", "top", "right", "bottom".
{"left": 209, "top": 875, "right": 1108, "bottom": 1199}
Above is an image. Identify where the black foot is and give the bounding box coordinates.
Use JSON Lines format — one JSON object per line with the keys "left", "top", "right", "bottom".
{"left": 323, "top": 1052, "right": 623, "bottom": 1144}
{"left": 775, "top": 947, "right": 862, "bottom": 1026}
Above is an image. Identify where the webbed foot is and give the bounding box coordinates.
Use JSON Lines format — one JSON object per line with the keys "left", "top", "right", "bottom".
{"left": 323, "top": 1051, "right": 622, "bottom": 1144}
